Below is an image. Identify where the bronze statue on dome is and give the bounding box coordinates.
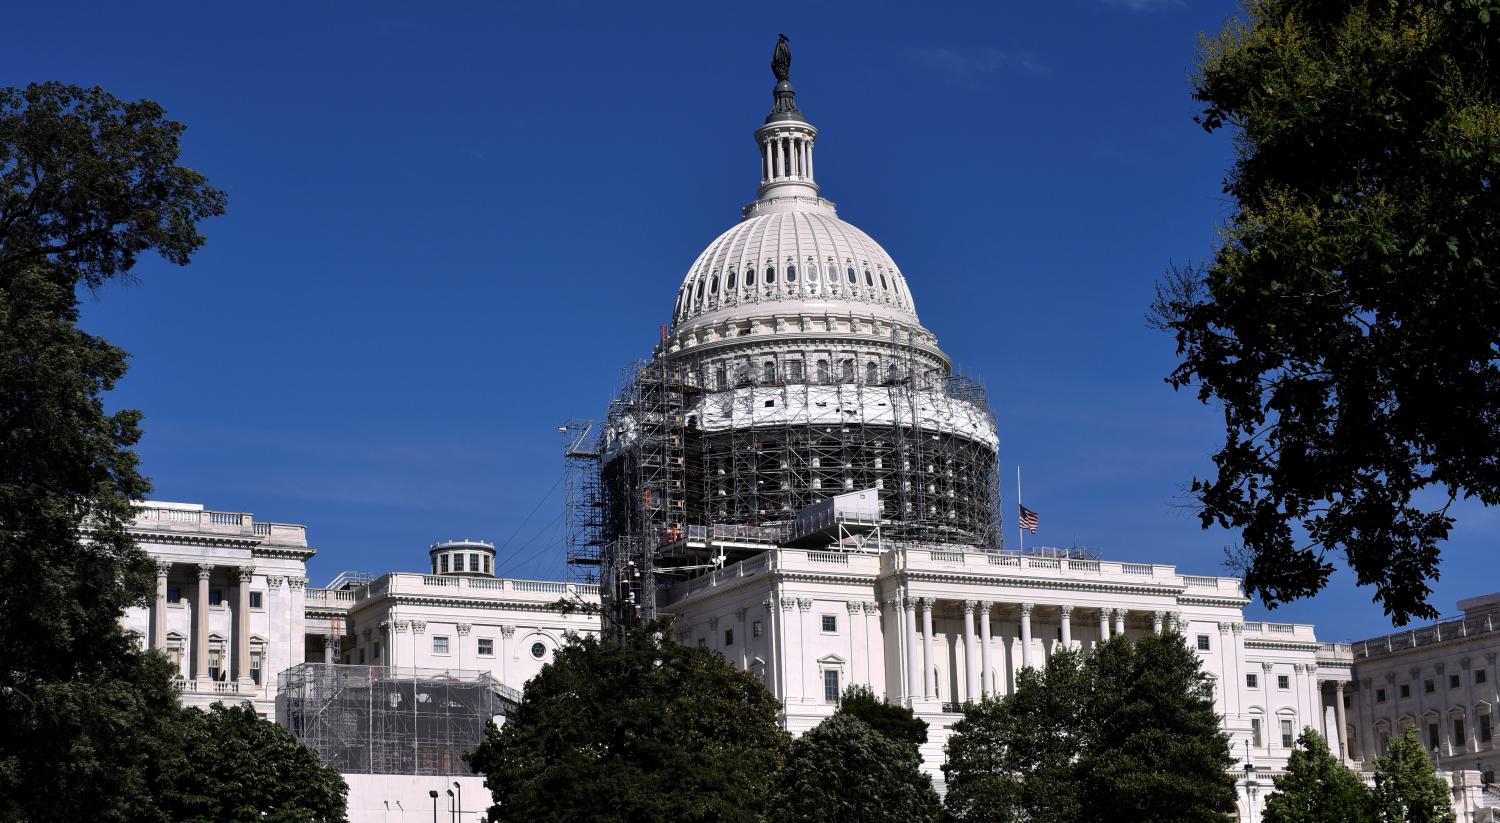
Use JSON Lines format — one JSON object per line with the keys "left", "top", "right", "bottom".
{"left": 772, "top": 34, "right": 792, "bottom": 82}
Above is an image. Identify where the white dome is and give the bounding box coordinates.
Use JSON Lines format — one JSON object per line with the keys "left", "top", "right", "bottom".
{"left": 671, "top": 200, "right": 920, "bottom": 332}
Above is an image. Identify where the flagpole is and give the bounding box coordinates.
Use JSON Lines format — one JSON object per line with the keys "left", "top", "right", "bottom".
{"left": 1017, "top": 465, "right": 1023, "bottom": 553}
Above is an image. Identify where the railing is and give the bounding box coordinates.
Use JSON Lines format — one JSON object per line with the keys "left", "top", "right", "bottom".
{"left": 172, "top": 680, "right": 243, "bottom": 694}
{"left": 987, "top": 555, "right": 1021, "bottom": 567}
{"left": 1121, "top": 563, "right": 1153, "bottom": 575}
{"left": 1355, "top": 611, "right": 1500, "bottom": 659}
{"left": 930, "top": 551, "right": 964, "bottom": 563}
{"left": 1183, "top": 576, "right": 1218, "bottom": 589}
{"left": 807, "top": 551, "right": 849, "bottom": 564}
{"left": 208, "top": 512, "right": 242, "bottom": 526}
{"left": 512, "top": 580, "right": 568, "bottom": 593}
{"left": 253, "top": 523, "right": 271, "bottom": 536}
{"left": 303, "top": 589, "right": 356, "bottom": 605}
{"left": 467, "top": 578, "right": 506, "bottom": 589}
{"left": 1027, "top": 558, "right": 1060, "bottom": 570}
{"left": 1066, "top": 560, "right": 1100, "bottom": 572}
{"left": 420, "top": 576, "right": 460, "bottom": 588}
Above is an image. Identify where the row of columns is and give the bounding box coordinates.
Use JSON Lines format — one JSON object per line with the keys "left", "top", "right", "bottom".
{"left": 149, "top": 561, "right": 303, "bottom": 688}
{"left": 898, "top": 597, "right": 1179, "bottom": 702}
{"left": 762, "top": 133, "right": 813, "bottom": 182}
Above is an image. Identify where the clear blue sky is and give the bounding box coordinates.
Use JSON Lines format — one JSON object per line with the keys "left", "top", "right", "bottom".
{"left": 9, "top": 1, "right": 1494, "bottom": 641}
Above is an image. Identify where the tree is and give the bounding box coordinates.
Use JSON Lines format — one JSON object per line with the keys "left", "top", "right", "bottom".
{"left": 1373, "top": 729, "right": 1456, "bottom": 823}
{"left": 1153, "top": 0, "right": 1500, "bottom": 623}
{"left": 464, "top": 622, "right": 789, "bottom": 822}
{"left": 0, "top": 82, "right": 225, "bottom": 821}
{"left": 1261, "top": 729, "right": 1376, "bottom": 823}
{"left": 767, "top": 713, "right": 941, "bottom": 823}
{"left": 942, "top": 647, "right": 1089, "bottom": 823}
{"left": 155, "top": 703, "right": 348, "bottom": 823}
{"left": 835, "top": 684, "right": 928, "bottom": 751}
{"left": 944, "top": 636, "right": 1234, "bottom": 823}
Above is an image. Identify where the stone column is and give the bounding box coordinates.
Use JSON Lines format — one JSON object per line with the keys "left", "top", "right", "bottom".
{"left": 235, "top": 567, "right": 254, "bottom": 689}
{"left": 920, "top": 598, "right": 936, "bottom": 699}
{"left": 979, "top": 602, "right": 994, "bottom": 697}
{"left": 1152, "top": 611, "right": 1165, "bottom": 634}
{"left": 1019, "top": 603, "right": 1035, "bottom": 669}
{"left": 1098, "top": 608, "right": 1110, "bottom": 643}
{"left": 322, "top": 634, "right": 335, "bottom": 664}
{"left": 1334, "top": 681, "right": 1350, "bottom": 761}
{"left": 194, "top": 564, "right": 212, "bottom": 686}
{"left": 1059, "top": 605, "right": 1073, "bottom": 649}
{"left": 962, "top": 601, "right": 980, "bottom": 701}
{"left": 763, "top": 139, "right": 771, "bottom": 180}
{"left": 904, "top": 597, "right": 921, "bottom": 703}
{"left": 152, "top": 561, "right": 171, "bottom": 649}
{"left": 806, "top": 142, "right": 814, "bottom": 179}
{"left": 1113, "top": 608, "right": 1126, "bottom": 638}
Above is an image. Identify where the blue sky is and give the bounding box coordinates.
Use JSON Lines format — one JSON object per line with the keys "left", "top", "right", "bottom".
{"left": 8, "top": 1, "right": 1494, "bottom": 641}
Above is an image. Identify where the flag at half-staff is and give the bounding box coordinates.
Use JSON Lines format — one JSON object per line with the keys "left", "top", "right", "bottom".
{"left": 1019, "top": 505, "right": 1039, "bottom": 534}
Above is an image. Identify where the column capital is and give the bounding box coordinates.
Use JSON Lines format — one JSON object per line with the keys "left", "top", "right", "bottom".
{"left": 796, "top": 597, "right": 813, "bottom": 612}
{"left": 236, "top": 566, "right": 255, "bottom": 583}
{"left": 862, "top": 601, "right": 880, "bottom": 615}
{"left": 780, "top": 596, "right": 797, "bottom": 612}
{"left": 197, "top": 563, "right": 214, "bottom": 580}
{"left": 154, "top": 560, "right": 173, "bottom": 577}
{"left": 1263, "top": 661, "right": 1274, "bottom": 673}
{"left": 979, "top": 600, "right": 995, "bottom": 612}
{"left": 1112, "top": 607, "right": 1127, "bottom": 619}
{"left": 265, "top": 575, "right": 285, "bottom": 588}
{"left": 1019, "top": 602, "right": 1034, "bottom": 617}
{"left": 322, "top": 634, "right": 335, "bottom": 648}
{"left": 1435, "top": 661, "right": 1447, "bottom": 673}
{"left": 901, "top": 597, "right": 916, "bottom": 613}
{"left": 456, "top": 624, "right": 472, "bottom": 636}
{"left": 410, "top": 621, "right": 426, "bottom": 634}
{"left": 961, "top": 600, "right": 979, "bottom": 614}
{"left": 1059, "top": 604, "right": 1074, "bottom": 618}
{"left": 1153, "top": 610, "right": 1167, "bottom": 621}
{"left": 393, "top": 621, "right": 410, "bottom": 633}
{"left": 1231, "top": 622, "right": 1245, "bottom": 635}
{"left": 917, "top": 596, "right": 934, "bottom": 612}
{"left": 761, "top": 597, "right": 775, "bottom": 611}
{"left": 499, "top": 625, "right": 515, "bottom": 638}
{"left": 377, "top": 620, "right": 391, "bottom": 632}
{"left": 847, "top": 601, "right": 865, "bottom": 614}
{"left": 287, "top": 577, "right": 308, "bottom": 591}
{"left": 708, "top": 617, "right": 721, "bottom": 630}
{"left": 1218, "top": 621, "right": 1232, "bottom": 634}
{"left": 1335, "top": 680, "right": 1347, "bottom": 694}
{"left": 735, "top": 607, "right": 749, "bottom": 621}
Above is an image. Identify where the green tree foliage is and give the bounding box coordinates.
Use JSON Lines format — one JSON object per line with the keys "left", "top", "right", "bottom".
{"left": 156, "top": 703, "right": 348, "bottom": 823}
{"left": 1262, "top": 729, "right": 1376, "bottom": 823}
{"left": 834, "top": 684, "right": 928, "bottom": 751}
{"left": 464, "top": 622, "right": 789, "bottom": 823}
{"left": 943, "top": 634, "right": 1236, "bottom": 823}
{"left": 1153, "top": 0, "right": 1500, "bottom": 623}
{"left": 767, "top": 713, "right": 941, "bottom": 823}
{"left": 1374, "top": 729, "right": 1457, "bottom": 823}
{"left": 0, "top": 82, "right": 225, "bottom": 821}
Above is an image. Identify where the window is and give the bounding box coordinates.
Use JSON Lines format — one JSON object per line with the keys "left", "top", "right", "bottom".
{"left": 1481, "top": 714, "right": 1493, "bottom": 743}
{"left": 1451, "top": 674, "right": 1462, "bottom": 689}
{"left": 1400, "top": 684, "right": 1411, "bottom": 699}
{"left": 441, "top": 554, "right": 450, "bottom": 573}
{"left": 786, "top": 265, "right": 796, "bottom": 282}
{"left": 752, "top": 620, "right": 764, "bottom": 638}
{"left": 209, "top": 589, "right": 224, "bottom": 606}
{"left": 695, "top": 279, "right": 704, "bottom": 299}
{"left": 531, "top": 642, "right": 546, "bottom": 659}
{"left": 468, "top": 553, "right": 478, "bottom": 572}
{"left": 1478, "top": 669, "right": 1489, "bottom": 685}
{"left": 726, "top": 271, "right": 736, "bottom": 289}
{"left": 478, "top": 638, "right": 493, "bottom": 656}
{"left": 821, "top": 615, "right": 837, "bottom": 633}
{"left": 724, "top": 628, "right": 734, "bottom": 646}
{"left": 746, "top": 268, "right": 755, "bottom": 285}
{"left": 822, "top": 261, "right": 834, "bottom": 282}
{"left": 1280, "top": 719, "right": 1294, "bottom": 748}
{"left": 840, "top": 359, "right": 854, "bottom": 382}
{"left": 209, "top": 649, "right": 223, "bottom": 681}
{"left": 372, "top": 642, "right": 380, "bottom": 662}
{"left": 1251, "top": 717, "right": 1263, "bottom": 747}
{"left": 766, "top": 266, "right": 776, "bottom": 283}
{"left": 1196, "top": 635, "right": 1211, "bottom": 651}
{"left": 483, "top": 554, "right": 491, "bottom": 574}
{"left": 846, "top": 267, "right": 856, "bottom": 283}
{"left": 879, "top": 273, "right": 888, "bottom": 289}
{"left": 1377, "top": 688, "right": 1387, "bottom": 703}
{"left": 1425, "top": 679, "right": 1436, "bottom": 694}
{"left": 1429, "top": 722, "right": 1441, "bottom": 751}
{"left": 864, "top": 269, "right": 873, "bottom": 286}
{"left": 1278, "top": 675, "right": 1290, "bottom": 690}
{"left": 1246, "top": 673, "right": 1259, "bottom": 689}
{"left": 816, "top": 360, "right": 830, "bottom": 383}
{"left": 866, "top": 362, "right": 878, "bottom": 384}
{"left": 1455, "top": 717, "right": 1467, "bottom": 748}
{"left": 763, "top": 361, "right": 776, "bottom": 383}
{"left": 709, "top": 275, "right": 719, "bottom": 294}
{"left": 249, "top": 591, "right": 263, "bottom": 609}
{"left": 433, "top": 636, "right": 450, "bottom": 654}
{"left": 166, "top": 585, "right": 182, "bottom": 604}
{"left": 787, "top": 361, "right": 803, "bottom": 381}
{"left": 716, "top": 364, "right": 727, "bottom": 390}
{"left": 250, "top": 651, "right": 263, "bottom": 685}
{"left": 823, "top": 669, "right": 840, "bottom": 704}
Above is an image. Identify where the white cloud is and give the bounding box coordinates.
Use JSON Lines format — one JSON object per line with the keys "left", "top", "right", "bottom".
{"left": 907, "top": 47, "right": 1052, "bottom": 87}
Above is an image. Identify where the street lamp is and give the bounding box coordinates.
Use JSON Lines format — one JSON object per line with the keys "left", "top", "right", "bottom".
{"left": 446, "top": 789, "right": 455, "bottom": 823}
{"left": 453, "top": 781, "right": 463, "bottom": 822}
{"left": 428, "top": 789, "right": 439, "bottom": 823}
{"left": 1243, "top": 751, "right": 1259, "bottom": 823}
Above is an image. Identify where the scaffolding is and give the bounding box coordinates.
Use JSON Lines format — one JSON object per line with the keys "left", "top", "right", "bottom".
{"left": 561, "top": 420, "right": 602, "bottom": 583}
{"left": 275, "top": 663, "right": 515, "bottom": 776}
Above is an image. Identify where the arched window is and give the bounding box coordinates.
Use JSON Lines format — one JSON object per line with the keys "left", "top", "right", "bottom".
{"left": 763, "top": 361, "right": 776, "bottom": 383}
{"left": 880, "top": 273, "right": 888, "bottom": 290}
{"left": 816, "top": 359, "right": 830, "bottom": 383}
{"left": 865, "top": 269, "right": 874, "bottom": 286}
{"left": 715, "top": 364, "right": 727, "bottom": 390}
{"left": 887, "top": 363, "right": 900, "bottom": 382}
{"left": 696, "top": 279, "right": 705, "bottom": 299}
{"left": 847, "top": 267, "right": 857, "bottom": 283}
{"left": 766, "top": 266, "right": 776, "bottom": 282}
{"left": 709, "top": 275, "right": 719, "bottom": 294}
{"left": 866, "top": 362, "right": 878, "bottom": 384}
{"left": 787, "top": 361, "right": 803, "bottom": 381}
{"left": 746, "top": 268, "right": 755, "bottom": 285}
{"left": 727, "top": 270, "right": 736, "bottom": 289}
{"left": 786, "top": 265, "right": 797, "bottom": 282}
{"left": 823, "top": 261, "right": 834, "bottom": 281}
{"left": 841, "top": 359, "right": 854, "bottom": 382}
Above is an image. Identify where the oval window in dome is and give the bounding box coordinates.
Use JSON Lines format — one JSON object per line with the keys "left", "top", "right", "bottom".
{"left": 847, "top": 267, "right": 856, "bottom": 284}
{"left": 696, "top": 279, "right": 705, "bottom": 299}
{"left": 823, "top": 262, "right": 834, "bottom": 282}
{"left": 879, "top": 273, "right": 888, "bottom": 290}
{"left": 710, "top": 275, "right": 719, "bottom": 294}
{"left": 727, "top": 271, "right": 736, "bottom": 289}
{"left": 746, "top": 268, "right": 756, "bottom": 285}
{"left": 787, "top": 265, "right": 797, "bottom": 282}
{"left": 766, "top": 266, "right": 776, "bottom": 283}
{"left": 864, "top": 270, "right": 874, "bottom": 286}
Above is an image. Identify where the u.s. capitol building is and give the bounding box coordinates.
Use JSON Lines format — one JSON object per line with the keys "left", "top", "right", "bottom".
{"left": 118, "top": 42, "right": 1500, "bottom": 823}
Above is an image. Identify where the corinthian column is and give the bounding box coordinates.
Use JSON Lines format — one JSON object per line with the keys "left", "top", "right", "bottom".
{"left": 194, "top": 564, "right": 212, "bottom": 686}
{"left": 1098, "top": 608, "right": 1110, "bottom": 643}
{"left": 979, "top": 602, "right": 994, "bottom": 697}
{"left": 1019, "top": 603, "right": 1035, "bottom": 669}
{"left": 962, "top": 601, "right": 980, "bottom": 701}
{"left": 1334, "top": 681, "right": 1350, "bottom": 761}
{"left": 1113, "top": 608, "right": 1126, "bottom": 638}
{"left": 235, "top": 566, "right": 254, "bottom": 690}
{"left": 1059, "top": 605, "right": 1073, "bottom": 649}
{"left": 904, "top": 597, "right": 921, "bottom": 703}
{"left": 153, "top": 561, "right": 171, "bottom": 649}
{"left": 920, "top": 598, "right": 935, "bottom": 699}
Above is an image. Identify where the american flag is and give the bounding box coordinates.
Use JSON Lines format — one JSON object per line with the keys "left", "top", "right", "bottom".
{"left": 1019, "top": 505, "right": 1039, "bottom": 534}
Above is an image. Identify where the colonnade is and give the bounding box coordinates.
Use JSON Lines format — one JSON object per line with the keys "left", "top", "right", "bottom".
{"left": 761, "top": 132, "right": 814, "bottom": 183}
{"left": 895, "top": 597, "right": 1181, "bottom": 703}
{"left": 148, "top": 562, "right": 304, "bottom": 690}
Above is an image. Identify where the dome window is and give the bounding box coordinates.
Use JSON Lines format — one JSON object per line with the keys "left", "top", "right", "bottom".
{"left": 710, "top": 275, "right": 719, "bottom": 294}
{"left": 746, "top": 267, "right": 756, "bottom": 285}
{"left": 847, "top": 267, "right": 856, "bottom": 284}
{"left": 816, "top": 359, "right": 830, "bottom": 383}
{"left": 786, "top": 265, "right": 797, "bottom": 282}
{"left": 696, "top": 280, "right": 705, "bottom": 299}
{"left": 841, "top": 359, "right": 855, "bottom": 382}
{"left": 866, "top": 362, "right": 878, "bottom": 384}
{"left": 726, "top": 271, "right": 736, "bottom": 289}
{"left": 823, "top": 262, "right": 834, "bottom": 282}
{"left": 864, "top": 270, "right": 874, "bottom": 286}
{"left": 763, "top": 361, "right": 776, "bottom": 383}
{"left": 766, "top": 266, "right": 776, "bottom": 283}
{"left": 879, "top": 273, "right": 888, "bottom": 290}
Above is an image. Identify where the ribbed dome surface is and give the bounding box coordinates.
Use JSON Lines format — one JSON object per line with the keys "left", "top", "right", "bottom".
{"left": 671, "top": 203, "right": 920, "bottom": 328}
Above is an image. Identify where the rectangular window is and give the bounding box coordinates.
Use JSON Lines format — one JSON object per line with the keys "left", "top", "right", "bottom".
{"left": 249, "top": 591, "right": 263, "bottom": 609}
{"left": 752, "top": 620, "right": 763, "bottom": 638}
{"left": 821, "top": 615, "right": 837, "bottom": 633}
{"left": 166, "top": 585, "right": 182, "bottom": 604}
{"left": 1425, "top": 679, "right": 1435, "bottom": 694}
{"left": 372, "top": 642, "right": 380, "bottom": 662}
{"left": 724, "top": 629, "right": 734, "bottom": 646}
{"left": 1278, "top": 675, "right": 1290, "bottom": 690}
{"left": 478, "top": 638, "right": 494, "bottom": 656}
{"left": 483, "top": 555, "right": 491, "bottom": 575}
{"left": 1400, "top": 684, "right": 1411, "bottom": 699}
{"left": 1450, "top": 674, "right": 1462, "bottom": 689}
{"left": 1251, "top": 718, "right": 1263, "bottom": 748}
{"left": 1478, "top": 669, "right": 1488, "bottom": 685}
{"left": 1246, "top": 673, "right": 1259, "bottom": 689}
{"left": 209, "top": 650, "right": 223, "bottom": 680}
{"left": 1196, "top": 634, "right": 1211, "bottom": 651}
{"left": 433, "top": 636, "right": 449, "bottom": 654}
{"left": 1454, "top": 718, "right": 1466, "bottom": 748}
{"left": 823, "top": 669, "right": 840, "bottom": 704}
{"left": 470, "top": 553, "right": 480, "bottom": 572}
{"left": 441, "top": 554, "right": 449, "bottom": 573}
{"left": 1376, "top": 688, "right": 1387, "bottom": 703}
{"left": 1280, "top": 719, "right": 1294, "bottom": 748}
{"left": 1481, "top": 714, "right": 1493, "bottom": 743}
{"left": 209, "top": 589, "right": 224, "bottom": 606}
{"left": 1429, "top": 722, "right": 1441, "bottom": 752}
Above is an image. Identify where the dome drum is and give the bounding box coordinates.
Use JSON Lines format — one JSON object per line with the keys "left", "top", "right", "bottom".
{"left": 429, "top": 540, "right": 496, "bottom": 577}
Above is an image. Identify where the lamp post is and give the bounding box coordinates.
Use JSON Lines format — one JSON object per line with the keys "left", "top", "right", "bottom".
{"left": 428, "top": 789, "right": 438, "bottom": 823}
{"left": 453, "top": 781, "right": 463, "bottom": 822}
{"left": 446, "top": 789, "right": 455, "bottom": 823}
{"left": 1243, "top": 741, "right": 1259, "bottom": 823}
